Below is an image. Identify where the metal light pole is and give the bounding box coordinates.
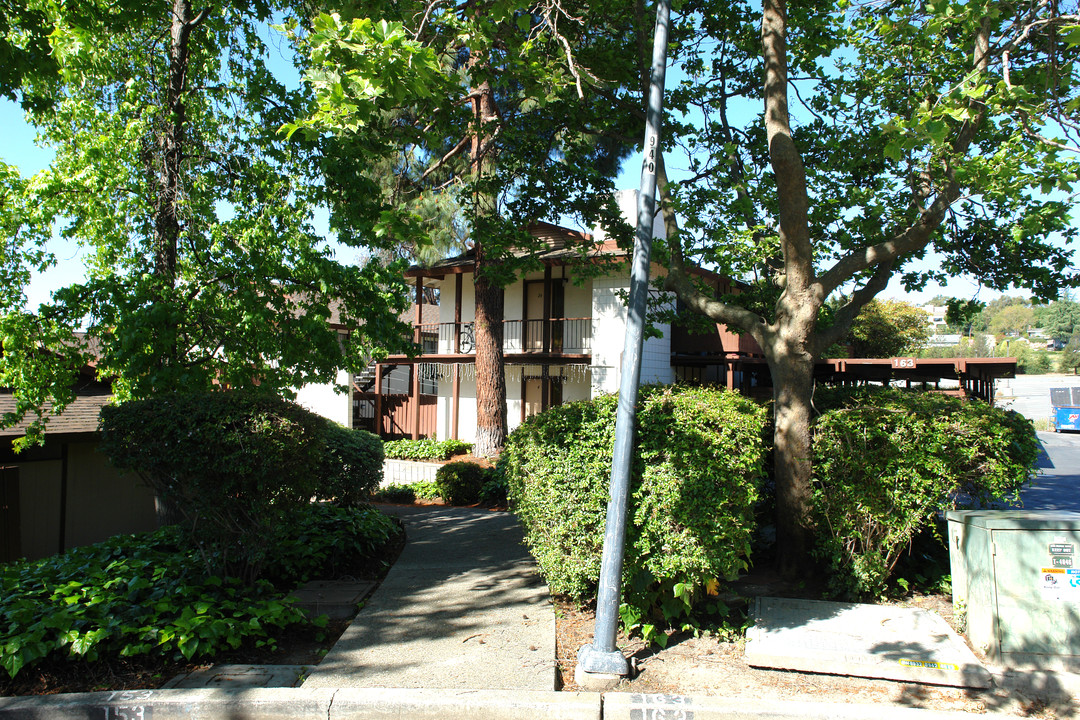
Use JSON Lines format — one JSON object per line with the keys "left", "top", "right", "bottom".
{"left": 576, "top": 0, "right": 670, "bottom": 680}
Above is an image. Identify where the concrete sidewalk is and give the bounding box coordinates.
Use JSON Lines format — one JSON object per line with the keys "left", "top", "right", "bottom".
{"left": 302, "top": 504, "right": 556, "bottom": 690}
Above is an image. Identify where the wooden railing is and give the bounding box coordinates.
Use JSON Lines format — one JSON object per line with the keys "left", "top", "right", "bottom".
{"left": 418, "top": 318, "right": 592, "bottom": 355}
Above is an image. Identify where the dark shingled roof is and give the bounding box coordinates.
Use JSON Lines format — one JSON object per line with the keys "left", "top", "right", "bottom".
{"left": 0, "top": 386, "right": 112, "bottom": 438}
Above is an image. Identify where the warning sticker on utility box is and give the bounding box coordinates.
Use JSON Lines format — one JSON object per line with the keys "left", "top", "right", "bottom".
{"left": 1040, "top": 568, "right": 1080, "bottom": 600}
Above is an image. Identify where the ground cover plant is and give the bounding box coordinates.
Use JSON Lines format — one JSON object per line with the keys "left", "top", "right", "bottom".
{"left": 382, "top": 438, "right": 472, "bottom": 461}
{"left": 503, "top": 385, "right": 768, "bottom": 645}
{"left": 370, "top": 480, "right": 441, "bottom": 504}
{"left": 0, "top": 504, "right": 400, "bottom": 686}
{"left": 811, "top": 388, "right": 1039, "bottom": 598}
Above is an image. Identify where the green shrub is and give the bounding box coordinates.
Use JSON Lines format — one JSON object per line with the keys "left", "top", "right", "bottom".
{"left": 479, "top": 466, "right": 509, "bottom": 506}
{"left": 412, "top": 479, "right": 441, "bottom": 500}
{"left": 504, "top": 385, "right": 768, "bottom": 644}
{"left": 811, "top": 388, "right": 1039, "bottom": 599}
{"left": 317, "top": 424, "right": 384, "bottom": 506}
{"left": 262, "top": 504, "right": 401, "bottom": 587}
{"left": 99, "top": 390, "right": 382, "bottom": 580}
{"left": 370, "top": 483, "right": 418, "bottom": 504}
{"left": 383, "top": 438, "right": 472, "bottom": 461}
{"left": 435, "top": 461, "right": 489, "bottom": 505}
{"left": 370, "top": 480, "right": 442, "bottom": 504}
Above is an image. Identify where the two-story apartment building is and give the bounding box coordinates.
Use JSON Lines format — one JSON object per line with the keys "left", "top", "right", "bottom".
{"left": 353, "top": 208, "right": 761, "bottom": 442}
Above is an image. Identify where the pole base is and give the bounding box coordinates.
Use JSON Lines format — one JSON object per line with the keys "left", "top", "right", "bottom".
{"left": 573, "top": 662, "right": 625, "bottom": 691}
{"left": 576, "top": 642, "right": 630, "bottom": 675}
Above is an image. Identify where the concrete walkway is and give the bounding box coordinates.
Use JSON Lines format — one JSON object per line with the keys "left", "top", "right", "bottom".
{"left": 302, "top": 504, "right": 556, "bottom": 691}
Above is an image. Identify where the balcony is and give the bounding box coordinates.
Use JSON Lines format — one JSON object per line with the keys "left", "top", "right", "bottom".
{"left": 417, "top": 318, "right": 592, "bottom": 357}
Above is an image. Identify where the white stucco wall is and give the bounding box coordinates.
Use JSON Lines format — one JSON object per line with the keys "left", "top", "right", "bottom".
{"left": 562, "top": 373, "right": 592, "bottom": 402}
{"left": 437, "top": 372, "right": 479, "bottom": 443}
{"left": 591, "top": 276, "right": 628, "bottom": 396}
{"left": 642, "top": 291, "right": 674, "bottom": 386}
{"left": 295, "top": 368, "right": 352, "bottom": 428}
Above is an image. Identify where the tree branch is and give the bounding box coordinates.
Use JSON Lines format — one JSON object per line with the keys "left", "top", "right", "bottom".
{"left": 762, "top": 0, "right": 813, "bottom": 296}
{"left": 813, "top": 261, "right": 894, "bottom": 354}
{"left": 817, "top": 14, "right": 994, "bottom": 297}
{"left": 658, "top": 154, "right": 770, "bottom": 348}
{"left": 419, "top": 134, "right": 471, "bottom": 182}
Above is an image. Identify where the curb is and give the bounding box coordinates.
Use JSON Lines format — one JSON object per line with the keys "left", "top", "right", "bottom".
{"left": 602, "top": 694, "right": 997, "bottom": 720}
{"left": 0, "top": 688, "right": 1037, "bottom": 720}
{"left": 0, "top": 688, "right": 601, "bottom": 720}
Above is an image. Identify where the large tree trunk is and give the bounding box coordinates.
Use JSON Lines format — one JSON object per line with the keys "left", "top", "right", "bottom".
{"left": 469, "top": 78, "right": 508, "bottom": 457}
{"left": 473, "top": 252, "right": 507, "bottom": 456}
{"left": 156, "top": 0, "right": 201, "bottom": 281}
{"left": 766, "top": 334, "right": 816, "bottom": 578}
{"left": 762, "top": 0, "right": 817, "bottom": 578}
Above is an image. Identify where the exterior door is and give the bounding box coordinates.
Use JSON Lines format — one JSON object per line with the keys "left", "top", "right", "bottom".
{"left": 525, "top": 281, "right": 545, "bottom": 350}
{"left": 524, "top": 280, "right": 565, "bottom": 351}
{"left": 525, "top": 379, "right": 544, "bottom": 417}
{"left": 1, "top": 466, "right": 20, "bottom": 563}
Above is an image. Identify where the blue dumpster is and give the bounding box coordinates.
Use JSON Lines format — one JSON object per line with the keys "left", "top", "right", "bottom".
{"left": 1050, "top": 387, "right": 1080, "bottom": 432}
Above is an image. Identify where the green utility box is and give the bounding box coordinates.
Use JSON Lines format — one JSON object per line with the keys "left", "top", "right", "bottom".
{"left": 948, "top": 510, "right": 1080, "bottom": 670}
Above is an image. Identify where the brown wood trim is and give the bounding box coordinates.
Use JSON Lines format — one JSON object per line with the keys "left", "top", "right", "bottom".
{"left": 413, "top": 278, "right": 423, "bottom": 343}
{"left": 410, "top": 365, "right": 420, "bottom": 440}
{"left": 543, "top": 265, "right": 552, "bottom": 354}
{"left": 379, "top": 353, "right": 592, "bottom": 364}
{"left": 454, "top": 274, "right": 463, "bottom": 354}
{"left": 374, "top": 364, "right": 383, "bottom": 434}
{"left": 520, "top": 373, "right": 527, "bottom": 425}
{"left": 451, "top": 364, "right": 460, "bottom": 440}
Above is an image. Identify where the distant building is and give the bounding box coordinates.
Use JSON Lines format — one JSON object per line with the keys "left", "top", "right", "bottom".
{"left": 923, "top": 304, "right": 949, "bottom": 331}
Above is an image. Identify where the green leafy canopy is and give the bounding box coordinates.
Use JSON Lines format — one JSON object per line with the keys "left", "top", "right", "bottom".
{"left": 0, "top": 1, "right": 417, "bottom": 445}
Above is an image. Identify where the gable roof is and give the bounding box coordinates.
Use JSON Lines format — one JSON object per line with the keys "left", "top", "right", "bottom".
{"left": 0, "top": 385, "right": 112, "bottom": 438}
{"left": 406, "top": 222, "right": 620, "bottom": 279}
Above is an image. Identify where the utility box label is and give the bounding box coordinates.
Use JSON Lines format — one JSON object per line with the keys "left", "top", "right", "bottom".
{"left": 1050, "top": 543, "right": 1075, "bottom": 555}
{"left": 1040, "top": 568, "right": 1080, "bottom": 600}
{"left": 1053, "top": 556, "right": 1075, "bottom": 568}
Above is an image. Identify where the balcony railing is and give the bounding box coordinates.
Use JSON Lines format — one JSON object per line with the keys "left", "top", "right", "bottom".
{"left": 417, "top": 318, "right": 592, "bottom": 355}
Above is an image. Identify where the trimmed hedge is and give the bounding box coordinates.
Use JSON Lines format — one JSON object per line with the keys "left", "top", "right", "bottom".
{"left": 318, "top": 423, "right": 384, "bottom": 506}
{"left": 99, "top": 391, "right": 383, "bottom": 580}
{"left": 434, "top": 461, "right": 488, "bottom": 505}
{"left": 503, "top": 385, "right": 768, "bottom": 642}
{"left": 811, "top": 388, "right": 1039, "bottom": 598}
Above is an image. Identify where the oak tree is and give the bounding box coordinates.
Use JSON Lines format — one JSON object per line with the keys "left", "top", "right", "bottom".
{"left": 658, "top": 0, "right": 1080, "bottom": 574}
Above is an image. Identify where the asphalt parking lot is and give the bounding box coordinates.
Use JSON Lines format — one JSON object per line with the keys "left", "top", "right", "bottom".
{"left": 996, "top": 374, "right": 1080, "bottom": 512}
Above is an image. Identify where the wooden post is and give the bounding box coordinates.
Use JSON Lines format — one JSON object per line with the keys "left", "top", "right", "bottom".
{"left": 412, "top": 278, "right": 423, "bottom": 440}
{"left": 451, "top": 364, "right": 460, "bottom": 440}
{"left": 452, "top": 274, "right": 463, "bottom": 440}
{"left": 454, "top": 274, "right": 463, "bottom": 354}
{"left": 543, "top": 265, "right": 552, "bottom": 354}
{"left": 374, "top": 364, "right": 384, "bottom": 437}
{"left": 411, "top": 364, "right": 421, "bottom": 440}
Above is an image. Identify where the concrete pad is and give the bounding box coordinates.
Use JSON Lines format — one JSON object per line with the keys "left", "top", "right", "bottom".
{"left": 745, "top": 597, "right": 991, "bottom": 688}
{"left": 289, "top": 580, "right": 375, "bottom": 620}
{"left": 303, "top": 505, "right": 556, "bottom": 690}
{"left": 601, "top": 693, "right": 987, "bottom": 720}
{"left": 161, "top": 664, "right": 308, "bottom": 689}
